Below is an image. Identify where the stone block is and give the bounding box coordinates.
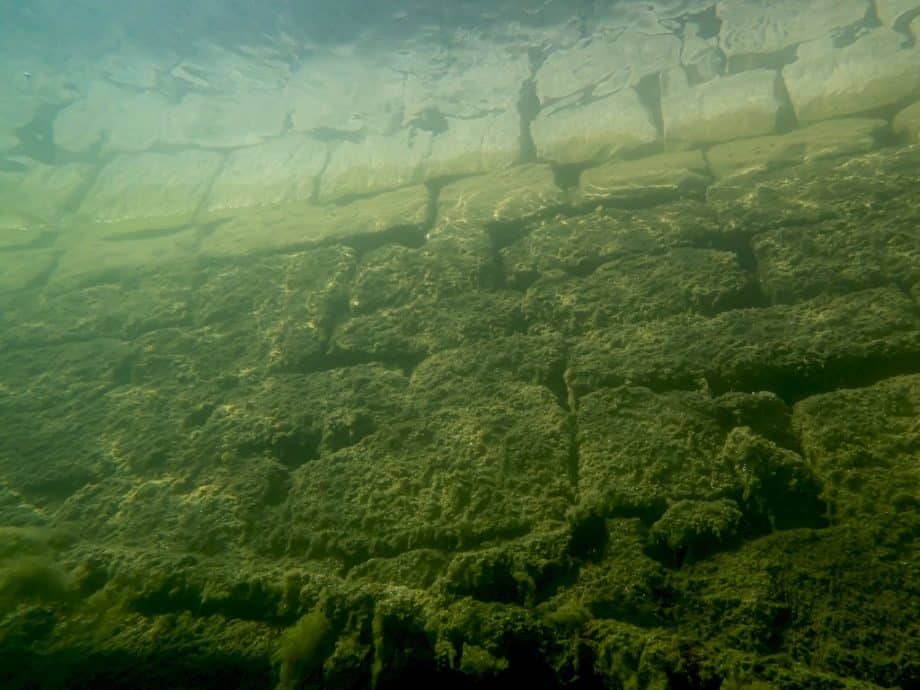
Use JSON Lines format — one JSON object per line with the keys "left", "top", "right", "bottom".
{"left": 0, "top": 160, "right": 94, "bottom": 228}
{"left": 49, "top": 226, "right": 200, "bottom": 292}
{"left": 705, "top": 118, "right": 887, "bottom": 178}
{"left": 199, "top": 185, "right": 430, "bottom": 258}
{"left": 500, "top": 203, "right": 721, "bottom": 285}
{"left": 201, "top": 136, "right": 328, "bottom": 217}
{"left": 536, "top": 29, "right": 680, "bottom": 103}
{"left": 661, "top": 68, "right": 785, "bottom": 146}
{"left": 54, "top": 81, "right": 172, "bottom": 154}
{"left": 436, "top": 164, "right": 566, "bottom": 229}
{"left": 163, "top": 90, "right": 289, "bottom": 149}
{"left": 793, "top": 374, "right": 920, "bottom": 520}
{"left": 284, "top": 55, "right": 404, "bottom": 136}
{"left": 401, "top": 40, "right": 531, "bottom": 118}
{"left": 317, "top": 129, "right": 433, "bottom": 203}
{"left": 893, "top": 101, "right": 920, "bottom": 142}
{"left": 568, "top": 287, "right": 920, "bottom": 398}
{"left": 522, "top": 247, "right": 753, "bottom": 334}
{"left": 77, "top": 151, "right": 223, "bottom": 230}
{"left": 577, "top": 150, "right": 710, "bottom": 206}
{"left": 681, "top": 20, "right": 726, "bottom": 83}
{"left": 874, "top": 0, "right": 920, "bottom": 27}
{"left": 782, "top": 29, "right": 920, "bottom": 122}
{"left": 717, "top": 0, "right": 870, "bottom": 59}
{"left": 0, "top": 249, "right": 58, "bottom": 294}
{"left": 531, "top": 89, "right": 659, "bottom": 165}
{"left": 423, "top": 110, "right": 520, "bottom": 180}
{"left": 752, "top": 216, "right": 920, "bottom": 304}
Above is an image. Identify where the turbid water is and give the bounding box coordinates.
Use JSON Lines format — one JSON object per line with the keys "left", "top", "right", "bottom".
{"left": 1, "top": 1, "right": 919, "bottom": 688}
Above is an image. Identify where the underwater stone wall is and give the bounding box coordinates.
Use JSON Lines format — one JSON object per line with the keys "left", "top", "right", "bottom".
{"left": 2, "top": 0, "right": 920, "bottom": 292}
{"left": 1, "top": 3, "right": 920, "bottom": 690}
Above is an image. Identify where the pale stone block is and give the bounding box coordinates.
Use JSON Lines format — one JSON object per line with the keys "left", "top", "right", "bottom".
{"left": 531, "top": 89, "right": 659, "bottom": 165}
{"left": 423, "top": 110, "right": 521, "bottom": 180}
{"left": 536, "top": 29, "right": 680, "bottom": 103}
{"left": 199, "top": 186, "right": 430, "bottom": 258}
{"left": 705, "top": 119, "right": 887, "bottom": 178}
{"left": 317, "top": 129, "right": 433, "bottom": 203}
{"left": 875, "top": 0, "right": 920, "bottom": 27}
{"left": 163, "top": 90, "right": 288, "bottom": 149}
{"left": 402, "top": 41, "right": 531, "bottom": 118}
{"left": 577, "top": 150, "right": 710, "bottom": 205}
{"left": 894, "top": 101, "right": 920, "bottom": 142}
{"left": 54, "top": 81, "right": 172, "bottom": 153}
{"left": 436, "top": 164, "right": 566, "bottom": 228}
{"left": 912, "top": 15, "right": 920, "bottom": 40}
{"left": 783, "top": 29, "right": 920, "bottom": 122}
{"left": 96, "top": 50, "right": 175, "bottom": 90}
{"left": 78, "top": 151, "right": 223, "bottom": 230}
{"left": 661, "top": 69, "right": 784, "bottom": 147}
{"left": 717, "top": 0, "right": 870, "bottom": 58}
{"left": 202, "top": 136, "right": 328, "bottom": 217}
{"left": 0, "top": 160, "right": 94, "bottom": 228}
{"left": 284, "top": 55, "right": 404, "bottom": 136}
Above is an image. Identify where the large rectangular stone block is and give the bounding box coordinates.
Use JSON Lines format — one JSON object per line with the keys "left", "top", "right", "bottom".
{"left": 0, "top": 160, "right": 94, "bottom": 229}
{"left": 201, "top": 136, "right": 328, "bottom": 218}
{"left": 705, "top": 119, "right": 887, "bottom": 179}
{"left": 577, "top": 150, "right": 710, "bottom": 206}
{"left": 54, "top": 81, "right": 172, "bottom": 154}
{"left": 437, "top": 164, "right": 566, "bottom": 229}
{"left": 717, "top": 0, "right": 870, "bottom": 59}
{"left": 661, "top": 68, "right": 785, "bottom": 147}
{"left": 200, "top": 185, "right": 430, "bottom": 258}
{"left": 531, "top": 89, "right": 659, "bottom": 165}
{"left": 423, "top": 110, "right": 521, "bottom": 180}
{"left": 536, "top": 29, "right": 680, "bottom": 103}
{"left": 77, "top": 151, "right": 223, "bottom": 230}
{"left": 875, "top": 0, "right": 920, "bottom": 27}
{"left": 782, "top": 29, "right": 920, "bottom": 122}
{"left": 317, "top": 129, "right": 433, "bottom": 203}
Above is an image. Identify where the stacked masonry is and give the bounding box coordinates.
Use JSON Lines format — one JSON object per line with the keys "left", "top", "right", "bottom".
{"left": 1, "top": 0, "right": 920, "bottom": 290}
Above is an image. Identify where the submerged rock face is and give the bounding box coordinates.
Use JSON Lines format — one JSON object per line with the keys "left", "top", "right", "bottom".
{"left": 2, "top": 135, "right": 919, "bottom": 689}
{"left": 2, "top": 3, "right": 920, "bottom": 689}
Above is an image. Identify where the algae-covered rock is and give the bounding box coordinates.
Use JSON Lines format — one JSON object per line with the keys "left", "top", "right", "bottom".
{"left": 719, "top": 427, "right": 825, "bottom": 530}
{"left": 568, "top": 287, "right": 920, "bottom": 399}
{"left": 793, "top": 374, "right": 920, "bottom": 520}
{"left": 752, "top": 214, "right": 920, "bottom": 304}
{"left": 709, "top": 144, "right": 920, "bottom": 235}
{"left": 647, "top": 499, "right": 744, "bottom": 566}
{"left": 522, "top": 247, "right": 754, "bottom": 334}
{"left": 2, "top": 80, "right": 919, "bottom": 689}
{"left": 500, "top": 201, "right": 721, "bottom": 287}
